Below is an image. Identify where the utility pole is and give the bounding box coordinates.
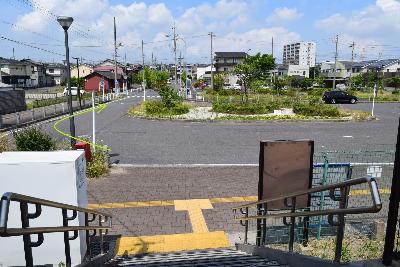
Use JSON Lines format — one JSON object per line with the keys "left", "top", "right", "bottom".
{"left": 172, "top": 23, "right": 178, "bottom": 91}
{"left": 271, "top": 36, "right": 274, "bottom": 58}
{"left": 349, "top": 42, "right": 355, "bottom": 89}
{"left": 72, "top": 57, "right": 82, "bottom": 109}
{"left": 208, "top": 32, "right": 215, "bottom": 90}
{"left": 142, "top": 39, "right": 146, "bottom": 101}
{"left": 113, "top": 17, "right": 119, "bottom": 95}
{"left": 178, "top": 51, "right": 183, "bottom": 93}
{"left": 333, "top": 34, "right": 339, "bottom": 90}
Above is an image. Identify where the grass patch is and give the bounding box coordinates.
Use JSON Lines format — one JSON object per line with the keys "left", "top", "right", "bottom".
{"left": 129, "top": 100, "right": 190, "bottom": 118}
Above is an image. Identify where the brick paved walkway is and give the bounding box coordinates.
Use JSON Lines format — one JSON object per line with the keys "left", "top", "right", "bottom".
{"left": 88, "top": 166, "right": 259, "bottom": 237}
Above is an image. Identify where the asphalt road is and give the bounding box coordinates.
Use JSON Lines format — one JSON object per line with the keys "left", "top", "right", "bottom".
{"left": 45, "top": 91, "right": 400, "bottom": 164}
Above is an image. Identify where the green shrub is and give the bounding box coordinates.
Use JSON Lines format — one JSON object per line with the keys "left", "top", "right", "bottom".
{"left": 392, "top": 90, "right": 400, "bottom": 95}
{"left": 0, "top": 135, "right": 10, "bottom": 152}
{"left": 86, "top": 150, "right": 109, "bottom": 178}
{"left": 14, "top": 127, "right": 55, "bottom": 151}
{"left": 293, "top": 102, "right": 340, "bottom": 117}
{"left": 158, "top": 86, "right": 181, "bottom": 108}
{"left": 144, "top": 100, "right": 166, "bottom": 115}
{"left": 143, "top": 100, "right": 189, "bottom": 116}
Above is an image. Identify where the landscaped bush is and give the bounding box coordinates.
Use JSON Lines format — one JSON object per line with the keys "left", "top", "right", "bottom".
{"left": 158, "top": 86, "right": 181, "bottom": 108}
{"left": 0, "top": 135, "right": 10, "bottom": 152}
{"left": 293, "top": 101, "right": 340, "bottom": 117}
{"left": 206, "top": 88, "right": 241, "bottom": 96}
{"left": 13, "top": 127, "right": 55, "bottom": 151}
{"left": 143, "top": 100, "right": 189, "bottom": 116}
{"left": 86, "top": 149, "right": 109, "bottom": 178}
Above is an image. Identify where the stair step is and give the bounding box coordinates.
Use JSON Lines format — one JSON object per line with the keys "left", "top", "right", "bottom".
{"left": 107, "top": 249, "right": 288, "bottom": 267}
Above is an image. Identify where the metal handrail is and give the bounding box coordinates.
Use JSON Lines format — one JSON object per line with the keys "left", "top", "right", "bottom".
{"left": 0, "top": 192, "right": 112, "bottom": 267}
{"left": 233, "top": 176, "right": 381, "bottom": 213}
{"left": 232, "top": 176, "right": 382, "bottom": 263}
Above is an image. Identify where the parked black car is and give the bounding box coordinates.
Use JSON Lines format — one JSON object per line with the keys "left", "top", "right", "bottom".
{"left": 322, "top": 91, "right": 358, "bottom": 104}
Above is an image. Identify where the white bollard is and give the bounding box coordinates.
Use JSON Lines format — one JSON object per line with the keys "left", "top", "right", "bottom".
{"left": 31, "top": 110, "right": 35, "bottom": 121}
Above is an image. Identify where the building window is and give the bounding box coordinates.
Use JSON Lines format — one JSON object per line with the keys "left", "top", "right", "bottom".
{"left": 224, "top": 67, "right": 228, "bottom": 72}
{"left": 224, "top": 58, "right": 227, "bottom": 63}
{"left": 49, "top": 69, "right": 54, "bottom": 73}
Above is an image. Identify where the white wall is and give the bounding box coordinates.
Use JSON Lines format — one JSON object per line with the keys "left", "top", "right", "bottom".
{"left": 0, "top": 151, "right": 88, "bottom": 267}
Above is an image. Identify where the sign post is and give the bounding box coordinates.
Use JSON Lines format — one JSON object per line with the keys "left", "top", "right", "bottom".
{"left": 372, "top": 83, "right": 377, "bottom": 117}
{"left": 99, "top": 79, "right": 105, "bottom": 102}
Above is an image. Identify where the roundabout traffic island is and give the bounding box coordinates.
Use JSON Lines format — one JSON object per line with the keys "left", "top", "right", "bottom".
{"left": 128, "top": 101, "right": 375, "bottom": 122}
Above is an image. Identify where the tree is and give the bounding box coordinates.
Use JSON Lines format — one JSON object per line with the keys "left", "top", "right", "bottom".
{"left": 180, "top": 70, "right": 187, "bottom": 84}
{"left": 213, "top": 73, "right": 224, "bottom": 91}
{"left": 274, "top": 75, "right": 290, "bottom": 93}
{"left": 130, "top": 73, "right": 142, "bottom": 85}
{"left": 71, "top": 77, "right": 84, "bottom": 88}
{"left": 234, "top": 53, "right": 275, "bottom": 101}
{"left": 152, "top": 71, "right": 170, "bottom": 90}
{"left": 299, "top": 78, "right": 313, "bottom": 90}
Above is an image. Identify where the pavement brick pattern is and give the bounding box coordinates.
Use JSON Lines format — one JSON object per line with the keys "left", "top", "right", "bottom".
{"left": 88, "top": 164, "right": 392, "bottom": 250}
{"left": 88, "top": 166, "right": 259, "bottom": 237}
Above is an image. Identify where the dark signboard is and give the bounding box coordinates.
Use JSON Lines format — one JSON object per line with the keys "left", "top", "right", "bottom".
{"left": 0, "top": 90, "right": 26, "bottom": 115}
{"left": 258, "top": 140, "right": 314, "bottom": 209}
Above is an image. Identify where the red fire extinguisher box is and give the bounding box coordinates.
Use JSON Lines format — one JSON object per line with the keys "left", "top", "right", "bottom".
{"left": 75, "top": 142, "right": 91, "bottom": 162}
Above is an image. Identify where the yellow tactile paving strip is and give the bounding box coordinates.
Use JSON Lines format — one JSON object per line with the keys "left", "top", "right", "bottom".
{"left": 174, "top": 199, "right": 213, "bottom": 233}
{"left": 93, "top": 189, "right": 390, "bottom": 255}
{"left": 88, "top": 188, "right": 390, "bottom": 210}
{"left": 116, "top": 231, "right": 230, "bottom": 256}
{"left": 87, "top": 195, "right": 258, "bottom": 209}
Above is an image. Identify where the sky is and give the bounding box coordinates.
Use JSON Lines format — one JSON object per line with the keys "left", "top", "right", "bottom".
{"left": 0, "top": 0, "right": 399, "bottom": 65}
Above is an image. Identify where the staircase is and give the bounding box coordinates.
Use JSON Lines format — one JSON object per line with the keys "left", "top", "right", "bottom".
{"left": 106, "top": 248, "right": 289, "bottom": 267}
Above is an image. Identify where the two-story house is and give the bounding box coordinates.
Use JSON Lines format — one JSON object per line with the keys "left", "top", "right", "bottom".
{"left": 70, "top": 63, "right": 94, "bottom": 79}
{"left": 46, "top": 63, "right": 67, "bottom": 85}
{"left": 0, "top": 57, "right": 31, "bottom": 87}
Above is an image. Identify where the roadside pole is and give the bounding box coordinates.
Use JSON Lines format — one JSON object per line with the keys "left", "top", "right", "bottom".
{"left": 372, "top": 83, "right": 377, "bottom": 117}
{"left": 92, "top": 90, "right": 96, "bottom": 151}
{"left": 100, "top": 79, "right": 105, "bottom": 102}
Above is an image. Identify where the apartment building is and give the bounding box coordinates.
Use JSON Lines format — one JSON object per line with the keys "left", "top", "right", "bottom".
{"left": 283, "top": 42, "right": 316, "bottom": 67}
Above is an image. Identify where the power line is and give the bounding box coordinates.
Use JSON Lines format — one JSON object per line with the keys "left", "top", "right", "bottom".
{"left": 0, "top": 35, "right": 64, "bottom": 56}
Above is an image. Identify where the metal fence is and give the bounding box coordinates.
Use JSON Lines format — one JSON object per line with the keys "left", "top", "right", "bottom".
{"left": 0, "top": 88, "right": 143, "bottom": 131}
{"left": 236, "top": 149, "right": 394, "bottom": 254}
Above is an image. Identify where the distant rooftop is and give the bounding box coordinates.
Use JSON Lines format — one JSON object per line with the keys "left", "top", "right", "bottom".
{"left": 215, "top": 52, "right": 247, "bottom": 58}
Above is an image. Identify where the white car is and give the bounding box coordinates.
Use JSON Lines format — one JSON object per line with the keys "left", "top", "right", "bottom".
{"left": 63, "top": 87, "right": 84, "bottom": 96}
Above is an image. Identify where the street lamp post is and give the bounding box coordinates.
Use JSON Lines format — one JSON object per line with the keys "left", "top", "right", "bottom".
{"left": 57, "top": 16, "right": 76, "bottom": 148}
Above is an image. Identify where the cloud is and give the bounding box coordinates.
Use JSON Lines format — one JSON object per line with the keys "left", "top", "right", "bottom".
{"left": 266, "top": 7, "right": 303, "bottom": 24}
{"left": 316, "top": 0, "right": 400, "bottom": 36}
{"left": 10, "top": 0, "right": 301, "bottom": 63}
{"left": 315, "top": 0, "right": 400, "bottom": 60}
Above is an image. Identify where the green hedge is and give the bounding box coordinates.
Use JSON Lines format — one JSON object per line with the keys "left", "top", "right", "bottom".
{"left": 212, "top": 97, "right": 340, "bottom": 117}
{"left": 144, "top": 100, "right": 189, "bottom": 116}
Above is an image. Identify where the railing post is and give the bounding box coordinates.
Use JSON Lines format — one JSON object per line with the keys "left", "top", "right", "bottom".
{"left": 288, "top": 197, "right": 296, "bottom": 252}
{"left": 334, "top": 186, "right": 349, "bottom": 263}
{"left": 20, "top": 202, "right": 34, "bottom": 267}
{"left": 99, "top": 215, "right": 104, "bottom": 254}
{"left": 62, "top": 208, "right": 75, "bottom": 267}
{"left": 244, "top": 207, "right": 248, "bottom": 244}
{"left": 317, "top": 153, "right": 329, "bottom": 240}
